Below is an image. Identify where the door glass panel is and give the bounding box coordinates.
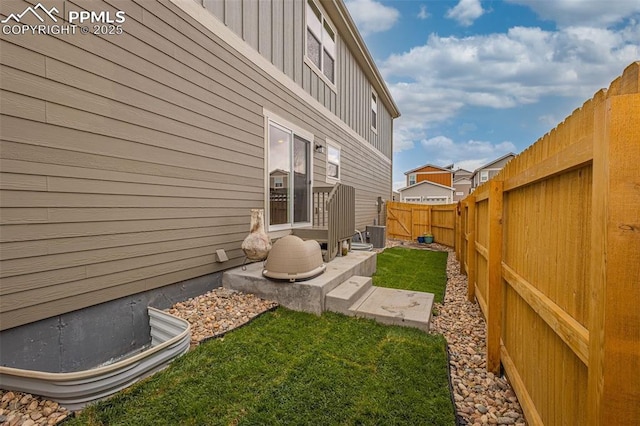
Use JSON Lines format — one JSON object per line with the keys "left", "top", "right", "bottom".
{"left": 293, "top": 135, "right": 310, "bottom": 223}
{"left": 269, "top": 124, "right": 291, "bottom": 226}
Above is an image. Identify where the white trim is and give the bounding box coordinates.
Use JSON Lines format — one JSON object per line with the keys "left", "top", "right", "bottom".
{"left": 304, "top": 57, "right": 337, "bottom": 93}
{"left": 264, "top": 111, "right": 314, "bottom": 232}
{"left": 169, "top": 0, "right": 391, "bottom": 165}
{"left": 370, "top": 88, "right": 378, "bottom": 134}
{"left": 397, "top": 179, "right": 455, "bottom": 192}
{"left": 325, "top": 139, "right": 341, "bottom": 183}
{"left": 304, "top": 0, "right": 338, "bottom": 93}
{"left": 263, "top": 108, "right": 315, "bottom": 142}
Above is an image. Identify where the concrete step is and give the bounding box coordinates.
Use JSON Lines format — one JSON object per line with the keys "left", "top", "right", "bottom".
{"left": 325, "top": 276, "right": 373, "bottom": 315}
{"left": 222, "top": 250, "right": 377, "bottom": 315}
{"left": 349, "top": 287, "right": 434, "bottom": 332}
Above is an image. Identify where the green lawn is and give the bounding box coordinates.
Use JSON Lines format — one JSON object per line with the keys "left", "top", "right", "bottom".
{"left": 373, "top": 247, "right": 449, "bottom": 303}
{"left": 70, "top": 310, "right": 454, "bottom": 426}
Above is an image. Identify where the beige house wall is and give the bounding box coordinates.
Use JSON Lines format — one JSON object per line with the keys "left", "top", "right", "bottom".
{"left": 0, "top": 0, "right": 393, "bottom": 329}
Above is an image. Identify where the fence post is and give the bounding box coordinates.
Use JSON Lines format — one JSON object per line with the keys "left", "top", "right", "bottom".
{"left": 487, "top": 181, "right": 504, "bottom": 374}
{"left": 587, "top": 64, "right": 640, "bottom": 425}
{"left": 466, "top": 196, "right": 477, "bottom": 303}
{"left": 455, "top": 203, "right": 461, "bottom": 260}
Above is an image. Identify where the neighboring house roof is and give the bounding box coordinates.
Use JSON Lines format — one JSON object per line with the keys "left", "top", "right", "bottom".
{"left": 330, "top": 1, "right": 400, "bottom": 119}
{"left": 398, "top": 180, "right": 455, "bottom": 192}
{"left": 453, "top": 168, "right": 472, "bottom": 175}
{"left": 404, "top": 163, "right": 455, "bottom": 175}
{"left": 453, "top": 176, "right": 471, "bottom": 183}
{"left": 470, "top": 152, "right": 516, "bottom": 177}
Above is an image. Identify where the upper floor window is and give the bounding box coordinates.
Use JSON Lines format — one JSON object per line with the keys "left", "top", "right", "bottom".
{"left": 480, "top": 170, "right": 489, "bottom": 182}
{"left": 408, "top": 174, "right": 416, "bottom": 186}
{"left": 306, "top": 0, "right": 336, "bottom": 84}
{"left": 371, "top": 91, "right": 378, "bottom": 131}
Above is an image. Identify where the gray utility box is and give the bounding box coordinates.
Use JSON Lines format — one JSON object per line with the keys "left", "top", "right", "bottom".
{"left": 366, "top": 225, "right": 386, "bottom": 249}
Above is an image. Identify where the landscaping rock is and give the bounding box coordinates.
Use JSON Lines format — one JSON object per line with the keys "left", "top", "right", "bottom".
{"left": 426, "top": 245, "right": 526, "bottom": 425}
{"left": 0, "top": 288, "right": 278, "bottom": 424}
{"left": 0, "top": 391, "right": 68, "bottom": 426}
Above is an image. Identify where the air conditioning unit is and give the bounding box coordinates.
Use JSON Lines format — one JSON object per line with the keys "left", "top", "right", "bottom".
{"left": 366, "top": 225, "right": 386, "bottom": 249}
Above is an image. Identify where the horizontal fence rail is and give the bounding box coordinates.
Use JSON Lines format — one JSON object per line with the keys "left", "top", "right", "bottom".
{"left": 455, "top": 62, "right": 640, "bottom": 425}
{"left": 386, "top": 201, "right": 456, "bottom": 246}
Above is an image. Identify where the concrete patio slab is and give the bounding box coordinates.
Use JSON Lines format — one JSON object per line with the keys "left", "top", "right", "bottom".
{"left": 351, "top": 287, "right": 434, "bottom": 331}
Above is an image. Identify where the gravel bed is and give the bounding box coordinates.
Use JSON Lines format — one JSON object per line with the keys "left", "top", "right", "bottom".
{"left": 0, "top": 392, "right": 70, "bottom": 426}
{"left": 430, "top": 248, "right": 526, "bottom": 426}
{"left": 166, "top": 287, "right": 279, "bottom": 347}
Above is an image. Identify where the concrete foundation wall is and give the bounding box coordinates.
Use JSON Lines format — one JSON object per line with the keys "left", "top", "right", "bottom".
{"left": 0, "top": 272, "right": 221, "bottom": 373}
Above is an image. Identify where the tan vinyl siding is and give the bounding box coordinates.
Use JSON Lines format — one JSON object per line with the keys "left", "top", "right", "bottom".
{"left": 197, "top": 0, "right": 393, "bottom": 160}
{"left": 0, "top": 0, "right": 391, "bottom": 330}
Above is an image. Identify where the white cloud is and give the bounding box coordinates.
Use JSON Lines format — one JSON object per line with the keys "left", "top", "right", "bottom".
{"left": 345, "top": 0, "right": 400, "bottom": 37}
{"left": 506, "top": 0, "right": 640, "bottom": 27}
{"left": 446, "top": 0, "right": 485, "bottom": 27}
{"left": 538, "top": 114, "right": 559, "bottom": 128}
{"left": 393, "top": 180, "right": 406, "bottom": 192}
{"left": 413, "top": 136, "right": 515, "bottom": 172}
{"left": 383, "top": 22, "right": 640, "bottom": 152}
{"left": 418, "top": 5, "right": 430, "bottom": 20}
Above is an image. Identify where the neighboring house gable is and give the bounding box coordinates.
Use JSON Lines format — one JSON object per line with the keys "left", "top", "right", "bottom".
{"left": 398, "top": 180, "right": 455, "bottom": 205}
{"left": 404, "top": 164, "right": 453, "bottom": 188}
{"left": 470, "top": 153, "right": 516, "bottom": 189}
{"left": 452, "top": 168, "right": 472, "bottom": 201}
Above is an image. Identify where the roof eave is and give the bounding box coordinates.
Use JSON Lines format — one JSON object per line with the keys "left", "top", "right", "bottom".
{"left": 327, "top": 0, "right": 400, "bottom": 119}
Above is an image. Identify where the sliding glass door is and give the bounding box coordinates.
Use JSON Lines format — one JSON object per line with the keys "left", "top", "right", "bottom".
{"left": 268, "top": 120, "right": 311, "bottom": 229}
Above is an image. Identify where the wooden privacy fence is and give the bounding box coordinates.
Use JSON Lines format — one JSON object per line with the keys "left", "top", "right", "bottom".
{"left": 386, "top": 201, "right": 456, "bottom": 246}
{"left": 455, "top": 62, "right": 639, "bottom": 425}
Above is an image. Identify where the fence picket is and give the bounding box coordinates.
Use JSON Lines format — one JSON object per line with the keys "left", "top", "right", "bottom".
{"left": 453, "top": 62, "right": 639, "bottom": 424}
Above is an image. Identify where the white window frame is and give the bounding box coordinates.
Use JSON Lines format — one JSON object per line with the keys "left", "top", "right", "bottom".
{"left": 305, "top": 0, "right": 337, "bottom": 92}
{"left": 404, "top": 196, "right": 421, "bottom": 203}
{"left": 480, "top": 170, "right": 489, "bottom": 182}
{"left": 326, "top": 140, "right": 341, "bottom": 183}
{"left": 408, "top": 173, "right": 416, "bottom": 186}
{"left": 263, "top": 109, "right": 314, "bottom": 232}
{"left": 371, "top": 89, "right": 378, "bottom": 133}
{"left": 426, "top": 196, "right": 448, "bottom": 204}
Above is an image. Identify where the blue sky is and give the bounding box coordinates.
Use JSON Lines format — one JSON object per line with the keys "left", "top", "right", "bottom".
{"left": 344, "top": 0, "right": 640, "bottom": 190}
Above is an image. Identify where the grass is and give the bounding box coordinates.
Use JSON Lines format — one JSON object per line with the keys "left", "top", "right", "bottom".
{"left": 373, "top": 247, "right": 449, "bottom": 303}
{"left": 69, "top": 309, "right": 455, "bottom": 426}
{"left": 69, "top": 247, "right": 454, "bottom": 425}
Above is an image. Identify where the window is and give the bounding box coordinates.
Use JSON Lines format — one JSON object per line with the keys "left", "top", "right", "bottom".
{"left": 306, "top": 0, "right": 336, "bottom": 84}
{"left": 426, "top": 197, "right": 448, "bottom": 204}
{"left": 371, "top": 90, "right": 378, "bottom": 131}
{"left": 480, "top": 170, "right": 489, "bottom": 182}
{"left": 326, "top": 142, "right": 340, "bottom": 182}
{"left": 267, "top": 120, "right": 312, "bottom": 229}
{"left": 404, "top": 197, "right": 421, "bottom": 203}
{"left": 408, "top": 174, "right": 416, "bottom": 185}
